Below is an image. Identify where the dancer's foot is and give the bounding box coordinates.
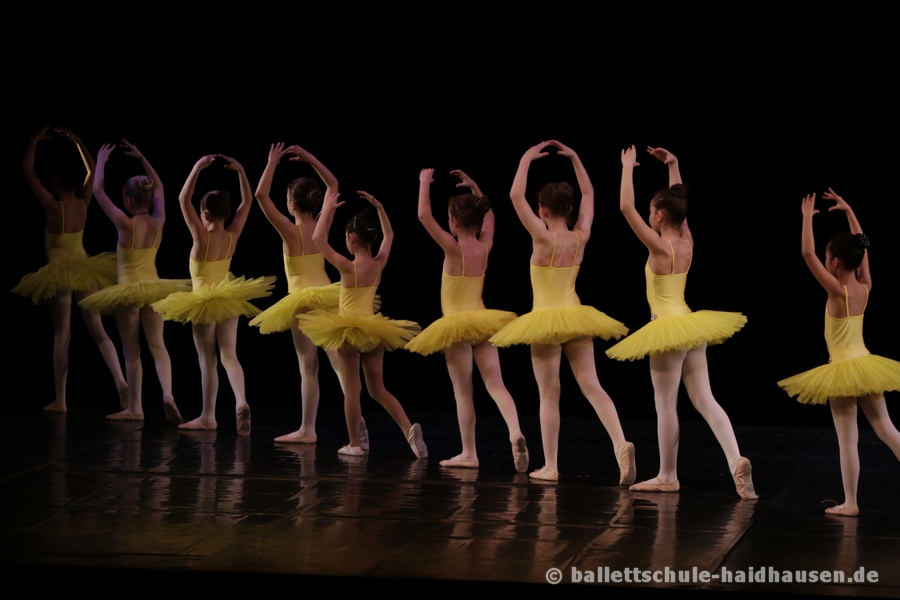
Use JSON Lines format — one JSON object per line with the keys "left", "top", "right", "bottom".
{"left": 512, "top": 437, "right": 529, "bottom": 473}
{"left": 236, "top": 403, "right": 251, "bottom": 436}
{"left": 179, "top": 417, "right": 217, "bottom": 431}
{"left": 117, "top": 383, "right": 129, "bottom": 410}
{"left": 529, "top": 466, "right": 559, "bottom": 481}
{"left": 275, "top": 430, "right": 317, "bottom": 444}
{"left": 338, "top": 445, "right": 364, "bottom": 456}
{"left": 43, "top": 400, "right": 67, "bottom": 413}
{"left": 359, "top": 417, "right": 370, "bottom": 450}
{"left": 406, "top": 423, "right": 427, "bottom": 458}
{"left": 732, "top": 457, "right": 758, "bottom": 499}
{"left": 105, "top": 409, "right": 144, "bottom": 421}
{"left": 439, "top": 454, "right": 479, "bottom": 468}
{"left": 629, "top": 477, "right": 679, "bottom": 493}
{"left": 163, "top": 396, "right": 183, "bottom": 426}
{"left": 616, "top": 442, "right": 636, "bottom": 486}
{"left": 824, "top": 503, "right": 859, "bottom": 517}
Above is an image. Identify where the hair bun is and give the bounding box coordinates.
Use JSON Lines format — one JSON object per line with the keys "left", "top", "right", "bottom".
{"left": 138, "top": 176, "right": 153, "bottom": 190}
{"left": 854, "top": 233, "right": 871, "bottom": 249}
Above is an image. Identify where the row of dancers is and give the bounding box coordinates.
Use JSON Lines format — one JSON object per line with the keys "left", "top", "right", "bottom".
{"left": 14, "top": 128, "right": 900, "bottom": 516}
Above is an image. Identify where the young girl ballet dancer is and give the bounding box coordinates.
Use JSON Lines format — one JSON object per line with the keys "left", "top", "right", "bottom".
{"left": 249, "top": 142, "right": 345, "bottom": 443}
{"left": 14, "top": 127, "right": 126, "bottom": 413}
{"left": 152, "top": 155, "right": 275, "bottom": 435}
{"left": 490, "top": 140, "right": 635, "bottom": 483}
{"left": 778, "top": 189, "right": 900, "bottom": 516}
{"left": 295, "top": 190, "right": 427, "bottom": 457}
{"left": 78, "top": 140, "right": 188, "bottom": 422}
{"left": 406, "top": 168, "right": 529, "bottom": 472}
{"left": 607, "top": 145, "right": 755, "bottom": 498}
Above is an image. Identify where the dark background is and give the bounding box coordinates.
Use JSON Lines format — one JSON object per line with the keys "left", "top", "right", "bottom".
{"left": 4, "top": 12, "right": 898, "bottom": 430}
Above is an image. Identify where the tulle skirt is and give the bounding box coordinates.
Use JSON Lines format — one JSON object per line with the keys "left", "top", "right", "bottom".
{"left": 489, "top": 305, "right": 628, "bottom": 347}
{"left": 152, "top": 274, "right": 276, "bottom": 324}
{"left": 406, "top": 309, "right": 518, "bottom": 355}
{"left": 249, "top": 283, "right": 342, "bottom": 334}
{"left": 778, "top": 354, "right": 900, "bottom": 405}
{"left": 79, "top": 278, "right": 191, "bottom": 314}
{"left": 13, "top": 253, "right": 117, "bottom": 304}
{"left": 606, "top": 310, "right": 747, "bottom": 361}
{"left": 296, "top": 310, "right": 421, "bottom": 353}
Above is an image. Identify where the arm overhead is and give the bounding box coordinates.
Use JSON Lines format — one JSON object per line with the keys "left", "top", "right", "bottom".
{"left": 254, "top": 143, "right": 296, "bottom": 238}
{"left": 450, "top": 169, "right": 494, "bottom": 249}
{"left": 312, "top": 191, "right": 353, "bottom": 275}
{"left": 800, "top": 193, "right": 844, "bottom": 295}
{"left": 619, "top": 145, "right": 668, "bottom": 254}
{"left": 510, "top": 142, "right": 551, "bottom": 239}
{"left": 179, "top": 155, "right": 215, "bottom": 240}
{"left": 220, "top": 155, "right": 252, "bottom": 237}
{"left": 824, "top": 187, "right": 872, "bottom": 289}
{"left": 119, "top": 139, "right": 166, "bottom": 223}
{"left": 287, "top": 145, "right": 339, "bottom": 198}
{"left": 22, "top": 126, "right": 58, "bottom": 214}
{"left": 547, "top": 140, "right": 593, "bottom": 237}
{"left": 56, "top": 127, "right": 95, "bottom": 203}
{"left": 360, "top": 190, "right": 393, "bottom": 263}
{"left": 417, "top": 168, "right": 459, "bottom": 254}
{"left": 92, "top": 144, "right": 132, "bottom": 231}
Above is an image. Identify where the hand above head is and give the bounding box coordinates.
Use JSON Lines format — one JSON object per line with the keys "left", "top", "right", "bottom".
{"left": 824, "top": 187, "right": 850, "bottom": 212}
{"left": 801, "top": 193, "right": 819, "bottom": 217}
{"left": 358, "top": 190, "right": 382, "bottom": 209}
{"left": 521, "top": 141, "right": 551, "bottom": 162}
{"left": 194, "top": 155, "right": 217, "bottom": 170}
{"left": 119, "top": 139, "right": 143, "bottom": 159}
{"left": 323, "top": 191, "right": 345, "bottom": 210}
{"left": 546, "top": 139, "right": 576, "bottom": 158}
{"left": 97, "top": 143, "right": 116, "bottom": 164}
{"left": 647, "top": 146, "right": 677, "bottom": 165}
{"left": 218, "top": 154, "right": 244, "bottom": 172}
{"left": 54, "top": 127, "right": 81, "bottom": 143}
{"left": 33, "top": 126, "right": 53, "bottom": 141}
{"left": 268, "top": 142, "right": 288, "bottom": 164}
{"left": 286, "top": 145, "right": 311, "bottom": 163}
{"left": 621, "top": 145, "right": 641, "bottom": 168}
{"left": 420, "top": 168, "right": 435, "bottom": 185}
{"left": 449, "top": 169, "right": 476, "bottom": 188}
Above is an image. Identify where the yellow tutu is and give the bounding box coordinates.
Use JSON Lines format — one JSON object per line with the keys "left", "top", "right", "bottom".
{"left": 778, "top": 354, "right": 900, "bottom": 405}
{"left": 13, "top": 253, "right": 117, "bottom": 304}
{"left": 249, "top": 283, "right": 342, "bottom": 334}
{"left": 406, "top": 309, "right": 518, "bottom": 355}
{"left": 606, "top": 310, "right": 747, "bottom": 361}
{"left": 80, "top": 278, "right": 192, "bottom": 314}
{"left": 152, "top": 274, "right": 276, "bottom": 324}
{"left": 296, "top": 310, "right": 421, "bottom": 353}
{"left": 490, "top": 305, "right": 628, "bottom": 347}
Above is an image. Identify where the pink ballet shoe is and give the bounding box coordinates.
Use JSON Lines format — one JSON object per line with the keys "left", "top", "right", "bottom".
{"left": 629, "top": 479, "right": 680, "bottom": 493}
{"left": 338, "top": 445, "right": 364, "bottom": 456}
{"left": 105, "top": 411, "right": 144, "bottom": 421}
{"left": 733, "top": 457, "right": 758, "bottom": 499}
{"left": 512, "top": 437, "right": 529, "bottom": 473}
{"left": 359, "top": 417, "right": 370, "bottom": 450}
{"left": 824, "top": 502, "right": 859, "bottom": 517}
{"left": 163, "top": 397, "right": 183, "bottom": 426}
{"left": 275, "top": 432, "right": 317, "bottom": 444}
{"left": 42, "top": 401, "right": 67, "bottom": 413}
{"left": 529, "top": 466, "right": 559, "bottom": 482}
{"left": 236, "top": 404, "right": 251, "bottom": 436}
{"left": 406, "top": 423, "right": 427, "bottom": 458}
{"left": 439, "top": 456, "right": 479, "bottom": 468}
{"left": 616, "top": 442, "right": 636, "bottom": 486}
{"left": 179, "top": 418, "right": 217, "bottom": 431}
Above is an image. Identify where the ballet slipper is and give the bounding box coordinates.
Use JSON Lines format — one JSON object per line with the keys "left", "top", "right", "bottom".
{"left": 732, "top": 457, "right": 758, "bottom": 500}
{"left": 824, "top": 502, "right": 859, "bottom": 517}
{"left": 43, "top": 401, "right": 67, "bottom": 413}
{"left": 529, "top": 466, "right": 559, "bottom": 482}
{"left": 439, "top": 455, "right": 479, "bottom": 468}
{"left": 629, "top": 478, "right": 680, "bottom": 493}
{"left": 406, "top": 423, "right": 428, "bottom": 458}
{"left": 163, "top": 396, "right": 183, "bottom": 426}
{"left": 359, "top": 417, "right": 370, "bottom": 450}
{"left": 105, "top": 410, "right": 144, "bottom": 421}
{"left": 512, "top": 437, "right": 529, "bottom": 473}
{"left": 275, "top": 431, "right": 317, "bottom": 444}
{"left": 338, "top": 445, "right": 364, "bottom": 456}
{"left": 179, "top": 417, "right": 217, "bottom": 431}
{"left": 117, "top": 383, "right": 128, "bottom": 410}
{"left": 236, "top": 404, "right": 251, "bottom": 436}
{"left": 616, "top": 442, "right": 637, "bottom": 486}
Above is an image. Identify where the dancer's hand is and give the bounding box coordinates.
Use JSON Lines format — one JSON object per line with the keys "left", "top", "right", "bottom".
{"left": 194, "top": 155, "right": 216, "bottom": 171}
{"left": 54, "top": 127, "right": 81, "bottom": 143}
{"left": 647, "top": 146, "right": 676, "bottom": 165}
{"left": 268, "top": 142, "right": 287, "bottom": 164}
{"left": 323, "top": 191, "right": 344, "bottom": 210}
{"left": 97, "top": 143, "right": 116, "bottom": 164}
{"left": 621, "top": 145, "right": 640, "bottom": 168}
{"left": 119, "top": 139, "right": 143, "bottom": 159}
{"left": 801, "top": 193, "right": 818, "bottom": 217}
{"left": 824, "top": 188, "right": 850, "bottom": 212}
{"left": 33, "top": 125, "right": 53, "bottom": 141}
{"left": 546, "top": 139, "right": 576, "bottom": 158}
{"left": 286, "top": 145, "right": 311, "bottom": 162}
{"left": 521, "top": 142, "right": 550, "bottom": 162}
{"left": 449, "top": 169, "right": 474, "bottom": 188}
{"left": 358, "top": 190, "right": 382, "bottom": 209}
{"left": 219, "top": 154, "right": 244, "bottom": 172}
{"left": 420, "top": 168, "right": 434, "bottom": 185}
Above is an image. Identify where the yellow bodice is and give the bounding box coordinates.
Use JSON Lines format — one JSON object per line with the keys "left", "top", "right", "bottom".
{"left": 285, "top": 253, "right": 331, "bottom": 293}
{"left": 45, "top": 230, "right": 87, "bottom": 262}
{"left": 339, "top": 285, "right": 378, "bottom": 317}
{"left": 117, "top": 246, "right": 160, "bottom": 283}
{"left": 645, "top": 241, "right": 693, "bottom": 318}
{"left": 530, "top": 264, "right": 581, "bottom": 309}
{"left": 190, "top": 257, "right": 231, "bottom": 289}
{"left": 441, "top": 272, "right": 486, "bottom": 315}
{"left": 826, "top": 286, "right": 870, "bottom": 362}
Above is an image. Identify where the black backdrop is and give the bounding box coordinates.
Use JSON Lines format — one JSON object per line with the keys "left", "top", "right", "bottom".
{"left": 5, "top": 13, "right": 898, "bottom": 429}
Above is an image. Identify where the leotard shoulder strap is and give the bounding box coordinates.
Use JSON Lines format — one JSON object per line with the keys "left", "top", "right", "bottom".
{"left": 460, "top": 243, "right": 466, "bottom": 277}
{"left": 666, "top": 240, "right": 675, "bottom": 274}
{"left": 204, "top": 232, "right": 211, "bottom": 261}
{"left": 298, "top": 223, "right": 305, "bottom": 254}
{"left": 482, "top": 242, "right": 488, "bottom": 272}
{"left": 152, "top": 218, "right": 160, "bottom": 247}
{"left": 130, "top": 219, "right": 136, "bottom": 249}
{"left": 842, "top": 285, "right": 850, "bottom": 318}
{"left": 863, "top": 285, "right": 869, "bottom": 313}
{"left": 226, "top": 231, "right": 233, "bottom": 257}
{"left": 573, "top": 233, "right": 580, "bottom": 267}
{"left": 79, "top": 199, "right": 86, "bottom": 229}
{"left": 550, "top": 233, "right": 557, "bottom": 265}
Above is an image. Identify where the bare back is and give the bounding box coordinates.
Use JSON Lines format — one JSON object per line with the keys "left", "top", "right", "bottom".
{"left": 444, "top": 237, "right": 489, "bottom": 277}
{"left": 44, "top": 195, "right": 87, "bottom": 235}
{"left": 648, "top": 235, "right": 692, "bottom": 275}
{"left": 531, "top": 228, "right": 585, "bottom": 268}
{"left": 828, "top": 279, "right": 869, "bottom": 319}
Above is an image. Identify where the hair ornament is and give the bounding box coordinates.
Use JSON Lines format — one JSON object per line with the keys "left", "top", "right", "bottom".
{"left": 854, "top": 233, "right": 871, "bottom": 249}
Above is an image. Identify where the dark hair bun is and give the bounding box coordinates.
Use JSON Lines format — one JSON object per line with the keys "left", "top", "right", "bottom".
{"left": 448, "top": 193, "right": 491, "bottom": 231}
{"left": 537, "top": 182, "right": 574, "bottom": 217}
{"left": 200, "top": 190, "right": 231, "bottom": 222}
{"left": 652, "top": 184, "right": 689, "bottom": 225}
{"left": 287, "top": 177, "right": 324, "bottom": 214}
{"left": 345, "top": 209, "right": 379, "bottom": 246}
{"left": 828, "top": 232, "right": 866, "bottom": 271}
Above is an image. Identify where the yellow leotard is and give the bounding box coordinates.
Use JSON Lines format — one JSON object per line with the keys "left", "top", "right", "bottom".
{"left": 152, "top": 232, "right": 275, "bottom": 324}
{"left": 249, "top": 225, "right": 340, "bottom": 334}
{"left": 490, "top": 233, "right": 628, "bottom": 347}
{"left": 406, "top": 243, "right": 517, "bottom": 355}
{"left": 606, "top": 241, "right": 746, "bottom": 361}
{"left": 296, "top": 261, "right": 420, "bottom": 353}
{"left": 778, "top": 286, "right": 900, "bottom": 404}
{"left": 78, "top": 217, "right": 189, "bottom": 314}
{"left": 13, "top": 200, "right": 116, "bottom": 303}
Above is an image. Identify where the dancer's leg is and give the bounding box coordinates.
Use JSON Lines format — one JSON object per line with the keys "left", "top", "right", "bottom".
{"left": 217, "top": 317, "right": 250, "bottom": 434}
{"left": 361, "top": 344, "right": 413, "bottom": 433}
{"left": 280, "top": 316, "right": 320, "bottom": 441}
{"left": 46, "top": 291, "right": 72, "bottom": 411}
{"left": 181, "top": 322, "right": 218, "bottom": 430}
{"left": 828, "top": 397, "right": 859, "bottom": 516}
{"left": 637, "top": 349, "right": 685, "bottom": 487}
{"left": 75, "top": 290, "right": 126, "bottom": 395}
{"left": 473, "top": 341, "right": 524, "bottom": 441}
{"left": 531, "top": 343, "right": 562, "bottom": 478}
{"left": 109, "top": 305, "right": 143, "bottom": 418}
{"left": 338, "top": 342, "right": 362, "bottom": 448}
{"left": 140, "top": 307, "right": 181, "bottom": 424}
{"left": 444, "top": 341, "right": 478, "bottom": 464}
{"left": 859, "top": 394, "right": 900, "bottom": 460}
{"left": 562, "top": 337, "right": 626, "bottom": 447}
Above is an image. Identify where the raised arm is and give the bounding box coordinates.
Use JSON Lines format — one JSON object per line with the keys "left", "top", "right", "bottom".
{"left": 254, "top": 143, "right": 296, "bottom": 238}
{"left": 510, "top": 142, "right": 551, "bottom": 238}
{"left": 648, "top": 146, "right": 683, "bottom": 186}
{"left": 312, "top": 191, "right": 353, "bottom": 274}
{"left": 287, "top": 145, "right": 339, "bottom": 198}
{"left": 801, "top": 193, "right": 843, "bottom": 295}
{"left": 220, "top": 155, "right": 253, "bottom": 237}
{"left": 22, "top": 126, "right": 57, "bottom": 214}
{"left": 418, "top": 169, "right": 459, "bottom": 253}
{"left": 179, "top": 156, "right": 214, "bottom": 239}
{"left": 55, "top": 127, "right": 95, "bottom": 202}
{"left": 620, "top": 145, "right": 668, "bottom": 254}
{"left": 359, "top": 190, "right": 393, "bottom": 263}
{"left": 119, "top": 140, "right": 165, "bottom": 223}
{"left": 449, "top": 168, "right": 494, "bottom": 249}
{"left": 548, "top": 140, "right": 593, "bottom": 236}
{"left": 92, "top": 144, "right": 133, "bottom": 231}
{"left": 824, "top": 187, "right": 871, "bottom": 288}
